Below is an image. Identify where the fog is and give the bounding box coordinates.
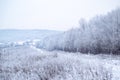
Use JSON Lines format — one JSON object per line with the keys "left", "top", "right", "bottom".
{"left": 0, "top": 0, "right": 120, "bottom": 31}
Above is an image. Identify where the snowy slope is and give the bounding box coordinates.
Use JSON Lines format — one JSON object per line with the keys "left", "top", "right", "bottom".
{"left": 0, "top": 46, "right": 120, "bottom": 80}
{"left": 0, "top": 29, "right": 61, "bottom": 43}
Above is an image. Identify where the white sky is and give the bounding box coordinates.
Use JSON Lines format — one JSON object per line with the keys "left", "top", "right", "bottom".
{"left": 0, "top": 0, "right": 120, "bottom": 31}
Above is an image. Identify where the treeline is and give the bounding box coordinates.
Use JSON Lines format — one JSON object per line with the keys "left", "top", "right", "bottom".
{"left": 37, "top": 8, "right": 120, "bottom": 54}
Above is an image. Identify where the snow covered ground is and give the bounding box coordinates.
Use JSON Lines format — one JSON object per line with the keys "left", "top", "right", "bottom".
{"left": 0, "top": 46, "right": 120, "bottom": 80}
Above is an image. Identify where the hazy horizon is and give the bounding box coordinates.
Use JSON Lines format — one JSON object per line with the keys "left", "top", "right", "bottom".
{"left": 0, "top": 28, "right": 63, "bottom": 31}
{"left": 0, "top": 0, "right": 120, "bottom": 31}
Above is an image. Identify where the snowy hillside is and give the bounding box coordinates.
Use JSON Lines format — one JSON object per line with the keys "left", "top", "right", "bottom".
{"left": 0, "top": 29, "right": 62, "bottom": 48}
{"left": 0, "top": 8, "right": 120, "bottom": 80}
{"left": 1, "top": 0, "right": 120, "bottom": 79}
{"left": 0, "top": 29, "right": 61, "bottom": 43}
{"left": 0, "top": 46, "right": 120, "bottom": 80}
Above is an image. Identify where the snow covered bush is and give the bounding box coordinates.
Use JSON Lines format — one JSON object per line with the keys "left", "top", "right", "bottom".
{"left": 0, "top": 46, "right": 113, "bottom": 80}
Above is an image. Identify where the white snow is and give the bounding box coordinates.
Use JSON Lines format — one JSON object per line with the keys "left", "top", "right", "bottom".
{"left": 0, "top": 46, "right": 120, "bottom": 80}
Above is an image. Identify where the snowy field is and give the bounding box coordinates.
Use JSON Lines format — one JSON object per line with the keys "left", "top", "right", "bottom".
{"left": 0, "top": 46, "right": 120, "bottom": 80}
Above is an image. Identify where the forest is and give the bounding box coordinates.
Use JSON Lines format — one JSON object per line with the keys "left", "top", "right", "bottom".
{"left": 37, "top": 8, "right": 120, "bottom": 54}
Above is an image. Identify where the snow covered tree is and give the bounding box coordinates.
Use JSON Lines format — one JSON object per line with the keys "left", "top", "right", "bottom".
{"left": 39, "top": 8, "right": 120, "bottom": 54}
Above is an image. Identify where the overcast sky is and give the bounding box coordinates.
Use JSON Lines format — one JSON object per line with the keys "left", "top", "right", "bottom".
{"left": 0, "top": 0, "right": 120, "bottom": 31}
